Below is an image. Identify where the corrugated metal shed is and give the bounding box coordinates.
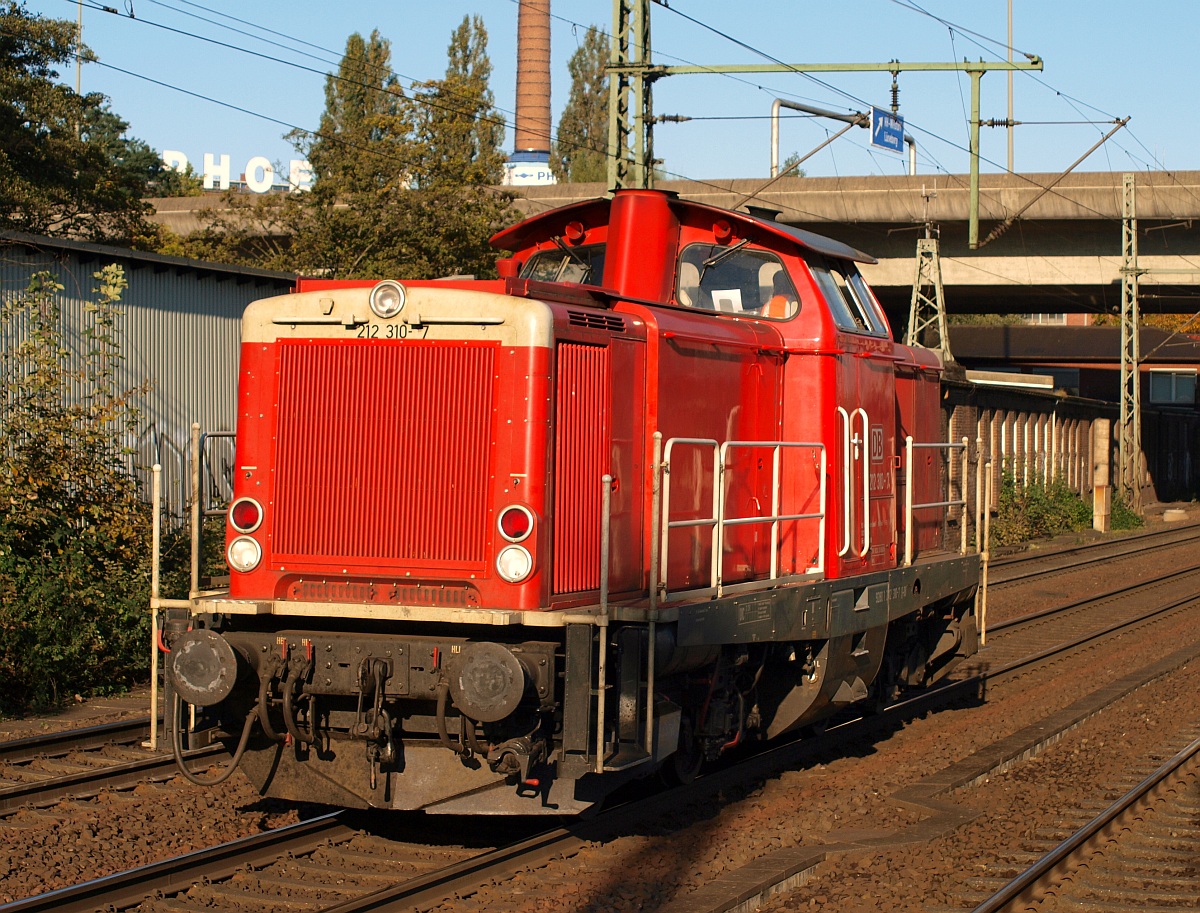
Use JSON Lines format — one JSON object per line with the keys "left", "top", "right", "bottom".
{"left": 0, "top": 231, "right": 295, "bottom": 515}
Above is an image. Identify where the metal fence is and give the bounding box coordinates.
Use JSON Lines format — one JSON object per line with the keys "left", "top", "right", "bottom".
{"left": 0, "top": 232, "right": 293, "bottom": 519}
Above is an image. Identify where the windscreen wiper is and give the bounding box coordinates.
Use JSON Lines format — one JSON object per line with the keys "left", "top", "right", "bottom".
{"left": 699, "top": 238, "right": 750, "bottom": 283}
{"left": 552, "top": 236, "right": 592, "bottom": 281}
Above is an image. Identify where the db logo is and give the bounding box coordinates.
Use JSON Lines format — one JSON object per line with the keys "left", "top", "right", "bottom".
{"left": 870, "top": 425, "right": 885, "bottom": 463}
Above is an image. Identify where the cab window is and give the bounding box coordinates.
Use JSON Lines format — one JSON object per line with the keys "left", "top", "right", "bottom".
{"left": 520, "top": 244, "right": 605, "bottom": 284}
{"left": 807, "top": 255, "right": 887, "bottom": 335}
{"left": 676, "top": 244, "right": 799, "bottom": 319}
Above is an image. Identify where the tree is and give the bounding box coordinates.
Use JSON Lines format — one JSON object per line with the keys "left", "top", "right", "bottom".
{"left": 82, "top": 103, "right": 202, "bottom": 202}
{"left": 0, "top": 3, "right": 155, "bottom": 243}
{"left": 403, "top": 16, "right": 513, "bottom": 278}
{"left": 149, "top": 161, "right": 204, "bottom": 198}
{"left": 0, "top": 267, "right": 155, "bottom": 713}
{"left": 411, "top": 15, "right": 506, "bottom": 186}
{"left": 551, "top": 26, "right": 609, "bottom": 183}
{"left": 1091, "top": 311, "right": 1200, "bottom": 333}
{"left": 177, "top": 23, "right": 516, "bottom": 281}
{"left": 778, "top": 152, "right": 807, "bottom": 179}
{"left": 295, "top": 30, "right": 412, "bottom": 194}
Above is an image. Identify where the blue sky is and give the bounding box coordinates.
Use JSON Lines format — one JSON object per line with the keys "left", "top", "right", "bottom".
{"left": 26, "top": 0, "right": 1199, "bottom": 182}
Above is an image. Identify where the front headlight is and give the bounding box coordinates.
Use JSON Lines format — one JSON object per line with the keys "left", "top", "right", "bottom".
{"left": 369, "top": 280, "right": 406, "bottom": 318}
{"left": 496, "top": 545, "right": 533, "bottom": 583}
{"left": 227, "top": 536, "right": 262, "bottom": 573}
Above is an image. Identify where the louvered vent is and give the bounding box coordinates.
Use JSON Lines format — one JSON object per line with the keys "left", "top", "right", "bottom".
{"left": 552, "top": 342, "right": 611, "bottom": 593}
{"left": 273, "top": 340, "right": 495, "bottom": 567}
{"left": 567, "top": 310, "right": 625, "bottom": 333}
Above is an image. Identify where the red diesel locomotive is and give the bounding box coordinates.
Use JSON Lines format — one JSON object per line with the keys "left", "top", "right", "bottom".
{"left": 166, "top": 189, "right": 981, "bottom": 814}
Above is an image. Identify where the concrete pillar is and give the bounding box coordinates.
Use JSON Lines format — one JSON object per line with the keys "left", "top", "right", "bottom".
{"left": 1093, "top": 418, "right": 1111, "bottom": 532}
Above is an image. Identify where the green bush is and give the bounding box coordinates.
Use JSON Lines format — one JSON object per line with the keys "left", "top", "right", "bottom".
{"left": 992, "top": 473, "right": 1094, "bottom": 547}
{"left": 0, "top": 268, "right": 157, "bottom": 715}
{"left": 1110, "top": 495, "right": 1145, "bottom": 531}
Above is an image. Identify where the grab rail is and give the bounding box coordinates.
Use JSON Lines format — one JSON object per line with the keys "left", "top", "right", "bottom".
{"left": 903, "top": 435, "right": 970, "bottom": 565}
{"left": 835, "top": 408, "right": 870, "bottom": 559}
{"left": 835, "top": 408, "right": 852, "bottom": 557}
{"left": 659, "top": 436, "right": 826, "bottom": 600}
{"left": 851, "top": 408, "right": 870, "bottom": 558}
{"left": 659, "top": 437, "right": 721, "bottom": 600}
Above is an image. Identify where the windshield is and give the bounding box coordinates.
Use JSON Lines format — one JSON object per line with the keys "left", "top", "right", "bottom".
{"left": 676, "top": 243, "right": 800, "bottom": 319}
{"left": 520, "top": 244, "right": 606, "bottom": 285}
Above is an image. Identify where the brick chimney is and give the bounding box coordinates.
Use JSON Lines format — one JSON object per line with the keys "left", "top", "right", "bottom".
{"left": 506, "top": 0, "right": 556, "bottom": 186}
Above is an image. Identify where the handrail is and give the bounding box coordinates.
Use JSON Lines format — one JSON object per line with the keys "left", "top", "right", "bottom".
{"left": 596, "top": 474, "right": 612, "bottom": 775}
{"left": 190, "top": 427, "right": 238, "bottom": 598}
{"left": 851, "top": 407, "right": 870, "bottom": 559}
{"left": 903, "top": 435, "right": 971, "bottom": 566}
{"left": 835, "top": 408, "right": 852, "bottom": 557}
{"left": 659, "top": 438, "right": 721, "bottom": 600}
{"left": 716, "top": 440, "right": 826, "bottom": 598}
{"left": 659, "top": 436, "right": 826, "bottom": 600}
{"left": 198, "top": 430, "right": 237, "bottom": 517}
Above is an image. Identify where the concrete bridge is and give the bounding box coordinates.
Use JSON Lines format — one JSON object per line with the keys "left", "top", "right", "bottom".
{"left": 513, "top": 170, "right": 1200, "bottom": 323}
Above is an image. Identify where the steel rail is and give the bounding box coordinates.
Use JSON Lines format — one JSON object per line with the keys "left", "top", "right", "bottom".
{"left": 985, "top": 559, "right": 1200, "bottom": 636}
{"left": 649, "top": 571, "right": 1200, "bottom": 913}
{"left": 988, "top": 523, "right": 1200, "bottom": 585}
{"left": 336, "top": 576, "right": 1200, "bottom": 913}
{"left": 900, "top": 584, "right": 1200, "bottom": 719}
{"left": 6, "top": 536, "right": 1200, "bottom": 913}
{"left": 0, "top": 813, "right": 351, "bottom": 913}
{"left": 319, "top": 822, "right": 597, "bottom": 913}
{"left": 970, "top": 734, "right": 1200, "bottom": 913}
{"left": 0, "top": 744, "right": 223, "bottom": 815}
{"left": 8, "top": 586, "right": 1198, "bottom": 913}
{"left": 0, "top": 718, "right": 153, "bottom": 764}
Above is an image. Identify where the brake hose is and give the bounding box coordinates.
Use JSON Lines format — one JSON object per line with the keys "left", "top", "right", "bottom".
{"left": 281, "top": 663, "right": 315, "bottom": 745}
{"left": 170, "top": 695, "right": 258, "bottom": 787}
{"left": 256, "top": 658, "right": 286, "bottom": 743}
{"left": 435, "top": 681, "right": 471, "bottom": 758}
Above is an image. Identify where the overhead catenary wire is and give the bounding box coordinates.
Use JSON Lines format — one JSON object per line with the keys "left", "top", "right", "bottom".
{"left": 59, "top": 0, "right": 1189, "bottom": 245}
{"left": 73, "top": 0, "right": 1092, "bottom": 200}
{"left": 645, "top": 1, "right": 1149, "bottom": 232}
{"left": 28, "top": 22, "right": 843, "bottom": 226}
{"left": 64, "top": 0, "right": 683, "bottom": 187}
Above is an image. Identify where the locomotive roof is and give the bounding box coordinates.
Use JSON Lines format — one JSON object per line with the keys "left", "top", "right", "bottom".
{"left": 491, "top": 190, "right": 876, "bottom": 265}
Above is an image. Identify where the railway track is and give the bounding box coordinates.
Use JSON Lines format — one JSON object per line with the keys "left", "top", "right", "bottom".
{"left": 978, "top": 560, "right": 1200, "bottom": 671}
{"left": 972, "top": 727, "right": 1200, "bottom": 912}
{"left": 987, "top": 521, "right": 1200, "bottom": 586}
{"left": 0, "top": 786, "right": 646, "bottom": 913}
{"left": 7, "top": 554, "right": 1199, "bottom": 913}
{"left": 0, "top": 719, "right": 221, "bottom": 816}
{"left": 664, "top": 557, "right": 1200, "bottom": 913}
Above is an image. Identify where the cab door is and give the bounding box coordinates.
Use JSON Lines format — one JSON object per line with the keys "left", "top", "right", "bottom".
{"left": 811, "top": 258, "right": 898, "bottom": 576}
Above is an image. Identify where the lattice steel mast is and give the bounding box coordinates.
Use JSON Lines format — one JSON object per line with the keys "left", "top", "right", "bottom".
{"left": 606, "top": 0, "right": 654, "bottom": 190}
{"left": 1118, "top": 173, "right": 1143, "bottom": 509}
{"left": 906, "top": 237, "right": 952, "bottom": 363}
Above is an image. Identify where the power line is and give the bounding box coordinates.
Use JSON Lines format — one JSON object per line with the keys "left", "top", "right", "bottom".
{"left": 652, "top": 1, "right": 867, "bottom": 110}
{"left": 44, "top": 23, "right": 846, "bottom": 225}
{"left": 887, "top": 0, "right": 1040, "bottom": 62}
{"left": 63, "top": 0, "right": 1188, "bottom": 242}
{"left": 68, "top": 0, "right": 642, "bottom": 177}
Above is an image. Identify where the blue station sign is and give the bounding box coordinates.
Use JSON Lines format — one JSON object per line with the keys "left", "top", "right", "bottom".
{"left": 870, "top": 107, "right": 905, "bottom": 154}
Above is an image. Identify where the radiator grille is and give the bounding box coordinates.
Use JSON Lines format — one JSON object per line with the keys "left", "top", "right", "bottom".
{"left": 273, "top": 340, "right": 494, "bottom": 566}
{"left": 553, "top": 343, "right": 611, "bottom": 593}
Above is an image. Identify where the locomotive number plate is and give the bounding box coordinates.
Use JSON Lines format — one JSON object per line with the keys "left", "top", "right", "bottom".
{"left": 355, "top": 322, "right": 425, "bottom": 339}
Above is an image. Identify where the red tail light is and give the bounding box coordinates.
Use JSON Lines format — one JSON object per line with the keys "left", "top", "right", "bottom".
{"left": 498, "top": 505, "right": 534, "bottom": 543}
{"left": 229, "top": 497, "right": 263, "bottom": 534}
